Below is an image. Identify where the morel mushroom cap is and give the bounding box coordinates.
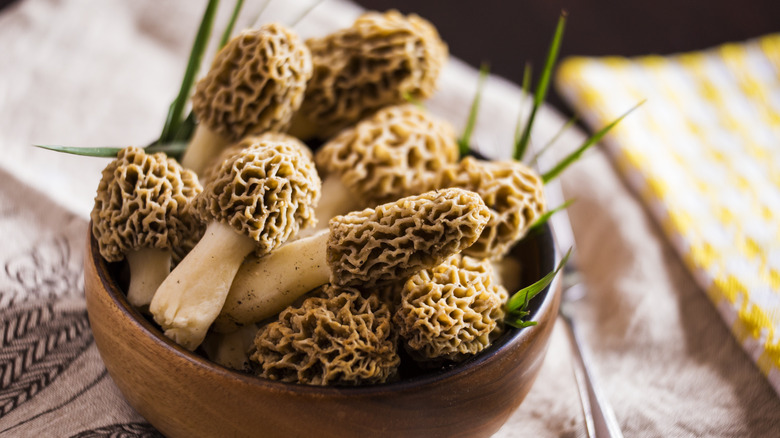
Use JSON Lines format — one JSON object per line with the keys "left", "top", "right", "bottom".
{"left": 436, "top": 157, "right": 546, "bottom": 260}
{"left": 199, "top": 132, "right": 312, "bottom": 189}
{"left": 182, "top": 23, "right": 312, "bottom": 175}
{"left": 250, "top": 284, "right": 399, "bottom": 386}
{"left": 307, "top": 104, "right": 458, "bottom": 229}
{"left": 214, "top": 187, "right": 491, "bottom": 332}
{"left": 290, "top": 10, "right": 448, "bottom": 139}
{"left": 91, "top": 146, "right": 202, "bottom": 308}
{"left": 194, "top": 137, "right": 321, "bottom": 252}
{"left": 150, "top": 137, "right": 321, "bottom": 350}
{"left": 328, "top": 187, "right": 489, "bottom": 287}
{"left": 394, "top": 254, "right": 508, "bottom": 362}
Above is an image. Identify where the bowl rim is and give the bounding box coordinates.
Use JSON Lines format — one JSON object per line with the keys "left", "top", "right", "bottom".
{"left": 90, "top": 221, "right": 560, "bottom": 397}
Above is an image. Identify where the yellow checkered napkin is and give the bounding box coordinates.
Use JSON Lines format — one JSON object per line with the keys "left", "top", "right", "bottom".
{"left": 556, "top": 34, "right": 780, "bottom": 394}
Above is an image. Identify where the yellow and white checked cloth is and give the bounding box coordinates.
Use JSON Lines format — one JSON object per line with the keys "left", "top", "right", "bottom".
{"left": 556, "top": 34, "right": 780, "bottom": 394}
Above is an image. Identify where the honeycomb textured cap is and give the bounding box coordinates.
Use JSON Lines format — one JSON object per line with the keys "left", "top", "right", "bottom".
{"left": 90, "top": 146, "right": 203, "bottom": 262}
{"left": 194, "top": 136, "right": 321, "bottom": 254}
{"left": 192, "top": 23, "right": 312, "bottom": 141}
{"left": 300, "top": 10, "right": 448, "bottom": 138}
{"left": 314, "top": 104, "right": 458, "bottom": 204}
{"left": 327, "top": 187, "right": 490, "bottom": 287}
{"left": 394, "top": 254, "right": 508, "bottom": 362}
{"left": 199, "top": 132, "right": 312, "bottom": 188}
{"left": 250, "top": 285, "right": 399, "bottom": 386}
{"left": 437, "top": 157, "right": 546, "bottom": 259}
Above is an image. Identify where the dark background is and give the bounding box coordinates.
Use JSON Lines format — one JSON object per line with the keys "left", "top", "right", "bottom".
{"left": 353, "top": 0, "right": 780, "bottom": 116}
{"left": 2, "top": 0, "right": 778, "bottom": 118}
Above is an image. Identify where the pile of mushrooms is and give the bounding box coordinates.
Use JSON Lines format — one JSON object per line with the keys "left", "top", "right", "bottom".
{"left": 90, "top": 10, "right": 548, "bottom": 386}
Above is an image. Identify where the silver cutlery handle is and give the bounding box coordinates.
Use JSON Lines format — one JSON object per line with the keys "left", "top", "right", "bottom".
{"left": 560, "top": 284, "right": 624, "bottom": 438}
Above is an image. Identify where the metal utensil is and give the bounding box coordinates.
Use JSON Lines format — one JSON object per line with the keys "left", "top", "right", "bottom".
{"left": 546, "top": 179, "right": 624, "bottom": 438}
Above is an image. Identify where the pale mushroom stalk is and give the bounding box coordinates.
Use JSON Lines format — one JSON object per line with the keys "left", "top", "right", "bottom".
{"left": 224, "top": 229, "right": 330, "bottom": 324}
{"left": 124, "top": 248, "right": 172, "bottom": 309}
{"left": 150, "top": 221, "right": 256, "bottom": 350}
{"left": 201, "top": 323, "right": 260, "bottom": 371}
{"left": 180, "top": 124, "right": 230, "bottom": 176}
{"left": 149, "top": 137, "right": 321, "bottom": 351}
{"left": 213, "top": 187, "right": 491, "bottom": 333}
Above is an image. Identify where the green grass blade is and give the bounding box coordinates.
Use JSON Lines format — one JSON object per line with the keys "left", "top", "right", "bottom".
{"left": 530, "top": 198, "right": 575, "bottom": 230}
{"left": 506, "top": 247, "right": 571, "bottom": 312}
{"left": 530, "top": 114, "right": 578, "bottom": 166}
{"left": 34, "top": 144, "right": 123, "bottom": 158}
{"left": 34, "top": 142, "right": 188, "bottom": 158}
{"left": 173, "top": 112, "right": 197, "bottom": 143}
{"left": 146, "top": 142, "right": 189, "bottom": 156}
{"left": 458, "top": 63, "right": 489, "bottom": 157}
{"left": 505, "top": 319, "right": 538, "bottom": 329}
{"left": 514, "top": 62, "right": 533, "bottom": 146}
{"left": 159, "top": 0, "right": 220, "bottom": 143}
{"left": 219, "top": 0, "right": 244, "bottom": 48}
{"left": 542, "top": 99, "right": 645, "bottom": 183}
{"left": 514, "top": 11, "right": 567, "bottom": 161}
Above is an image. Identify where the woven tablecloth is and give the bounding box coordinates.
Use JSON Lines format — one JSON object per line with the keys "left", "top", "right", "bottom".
{"left": 0, "top": 1, "right": 778, "bottom": 436}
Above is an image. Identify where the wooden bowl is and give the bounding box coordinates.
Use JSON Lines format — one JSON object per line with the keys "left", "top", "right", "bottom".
{"left": 84, "top": 223, "right": 561, "bottom": 438}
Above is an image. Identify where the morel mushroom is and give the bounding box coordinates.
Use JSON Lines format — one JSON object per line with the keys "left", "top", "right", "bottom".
{"left": 150, "top": 137, "right": 321, "bottom": 350}
{"left": 182, "top": 23, "right": 312, "bottom": 175}
{"left": 289, "top": 10, "right": 448, "bottom": 140}
{"left": 307, "top": 104, "right": 459, "bottom": 231}
{"left": 250, "top": 284, "right": 399, "bottom": 386}
{"left": 199, "top": 131, "right": 312, "bottom": 188}
{"left": 435, "top": 157, "right": 546, "bottom": 260}
{"left": 91, "top": 146, "right": 202, "bottom": 309}
{"left": 213, "top": 187, "right": 491, "bottom": 332}
{"left": 394, "top": 254, "right": 508, "bottom": 362}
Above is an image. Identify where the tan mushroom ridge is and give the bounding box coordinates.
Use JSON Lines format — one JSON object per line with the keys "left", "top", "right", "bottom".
{"left": 213, "top": 187, "right": 491, "bottom": 333}
{"left": 150, "top": 137, "right": 321, "bottom": 350}
{"left": 290, "top": 10, "right": 448, "bottom": 140}
{"left": 394, "top": 254, "right": 509, "bottom": 362}
{"left": 435, "top": 156, "right": 546, "bottom": 260}
{"left": 199, "top": 132, "right": 312, "bottom": 189}
{"left": 91, "top": 146, "right": 202, "bottom": 309}
{"left": 183, "top": 23, "right": 313, "bottom": 175}
{"left": 251, "top": 284, "right": 399, "bottom": 386}
{"left": 307, "top": 104, "right": 459, "bottom": 232}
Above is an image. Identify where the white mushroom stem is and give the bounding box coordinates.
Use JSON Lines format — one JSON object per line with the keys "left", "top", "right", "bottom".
{"left": 180, "top": 124, "right": 230, "bottom": 176}
{"left": 150, "top": 221, "right": 257, "bottom": 350}
{"left": 200, "top": 323, "right": 259, "bottom": 371}
{"left": 213, "top": 229, "right": 331, "bottom": 333}
{"left": 297, "top": 175, "right": 362, "bottom": 239}
{"left": 125, "top": 248, "right": 172, "bottom": 310}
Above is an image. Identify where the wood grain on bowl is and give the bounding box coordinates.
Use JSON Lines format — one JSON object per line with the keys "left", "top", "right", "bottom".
{"left": 84, "top": 223, "right": 561, "bottom": 438}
